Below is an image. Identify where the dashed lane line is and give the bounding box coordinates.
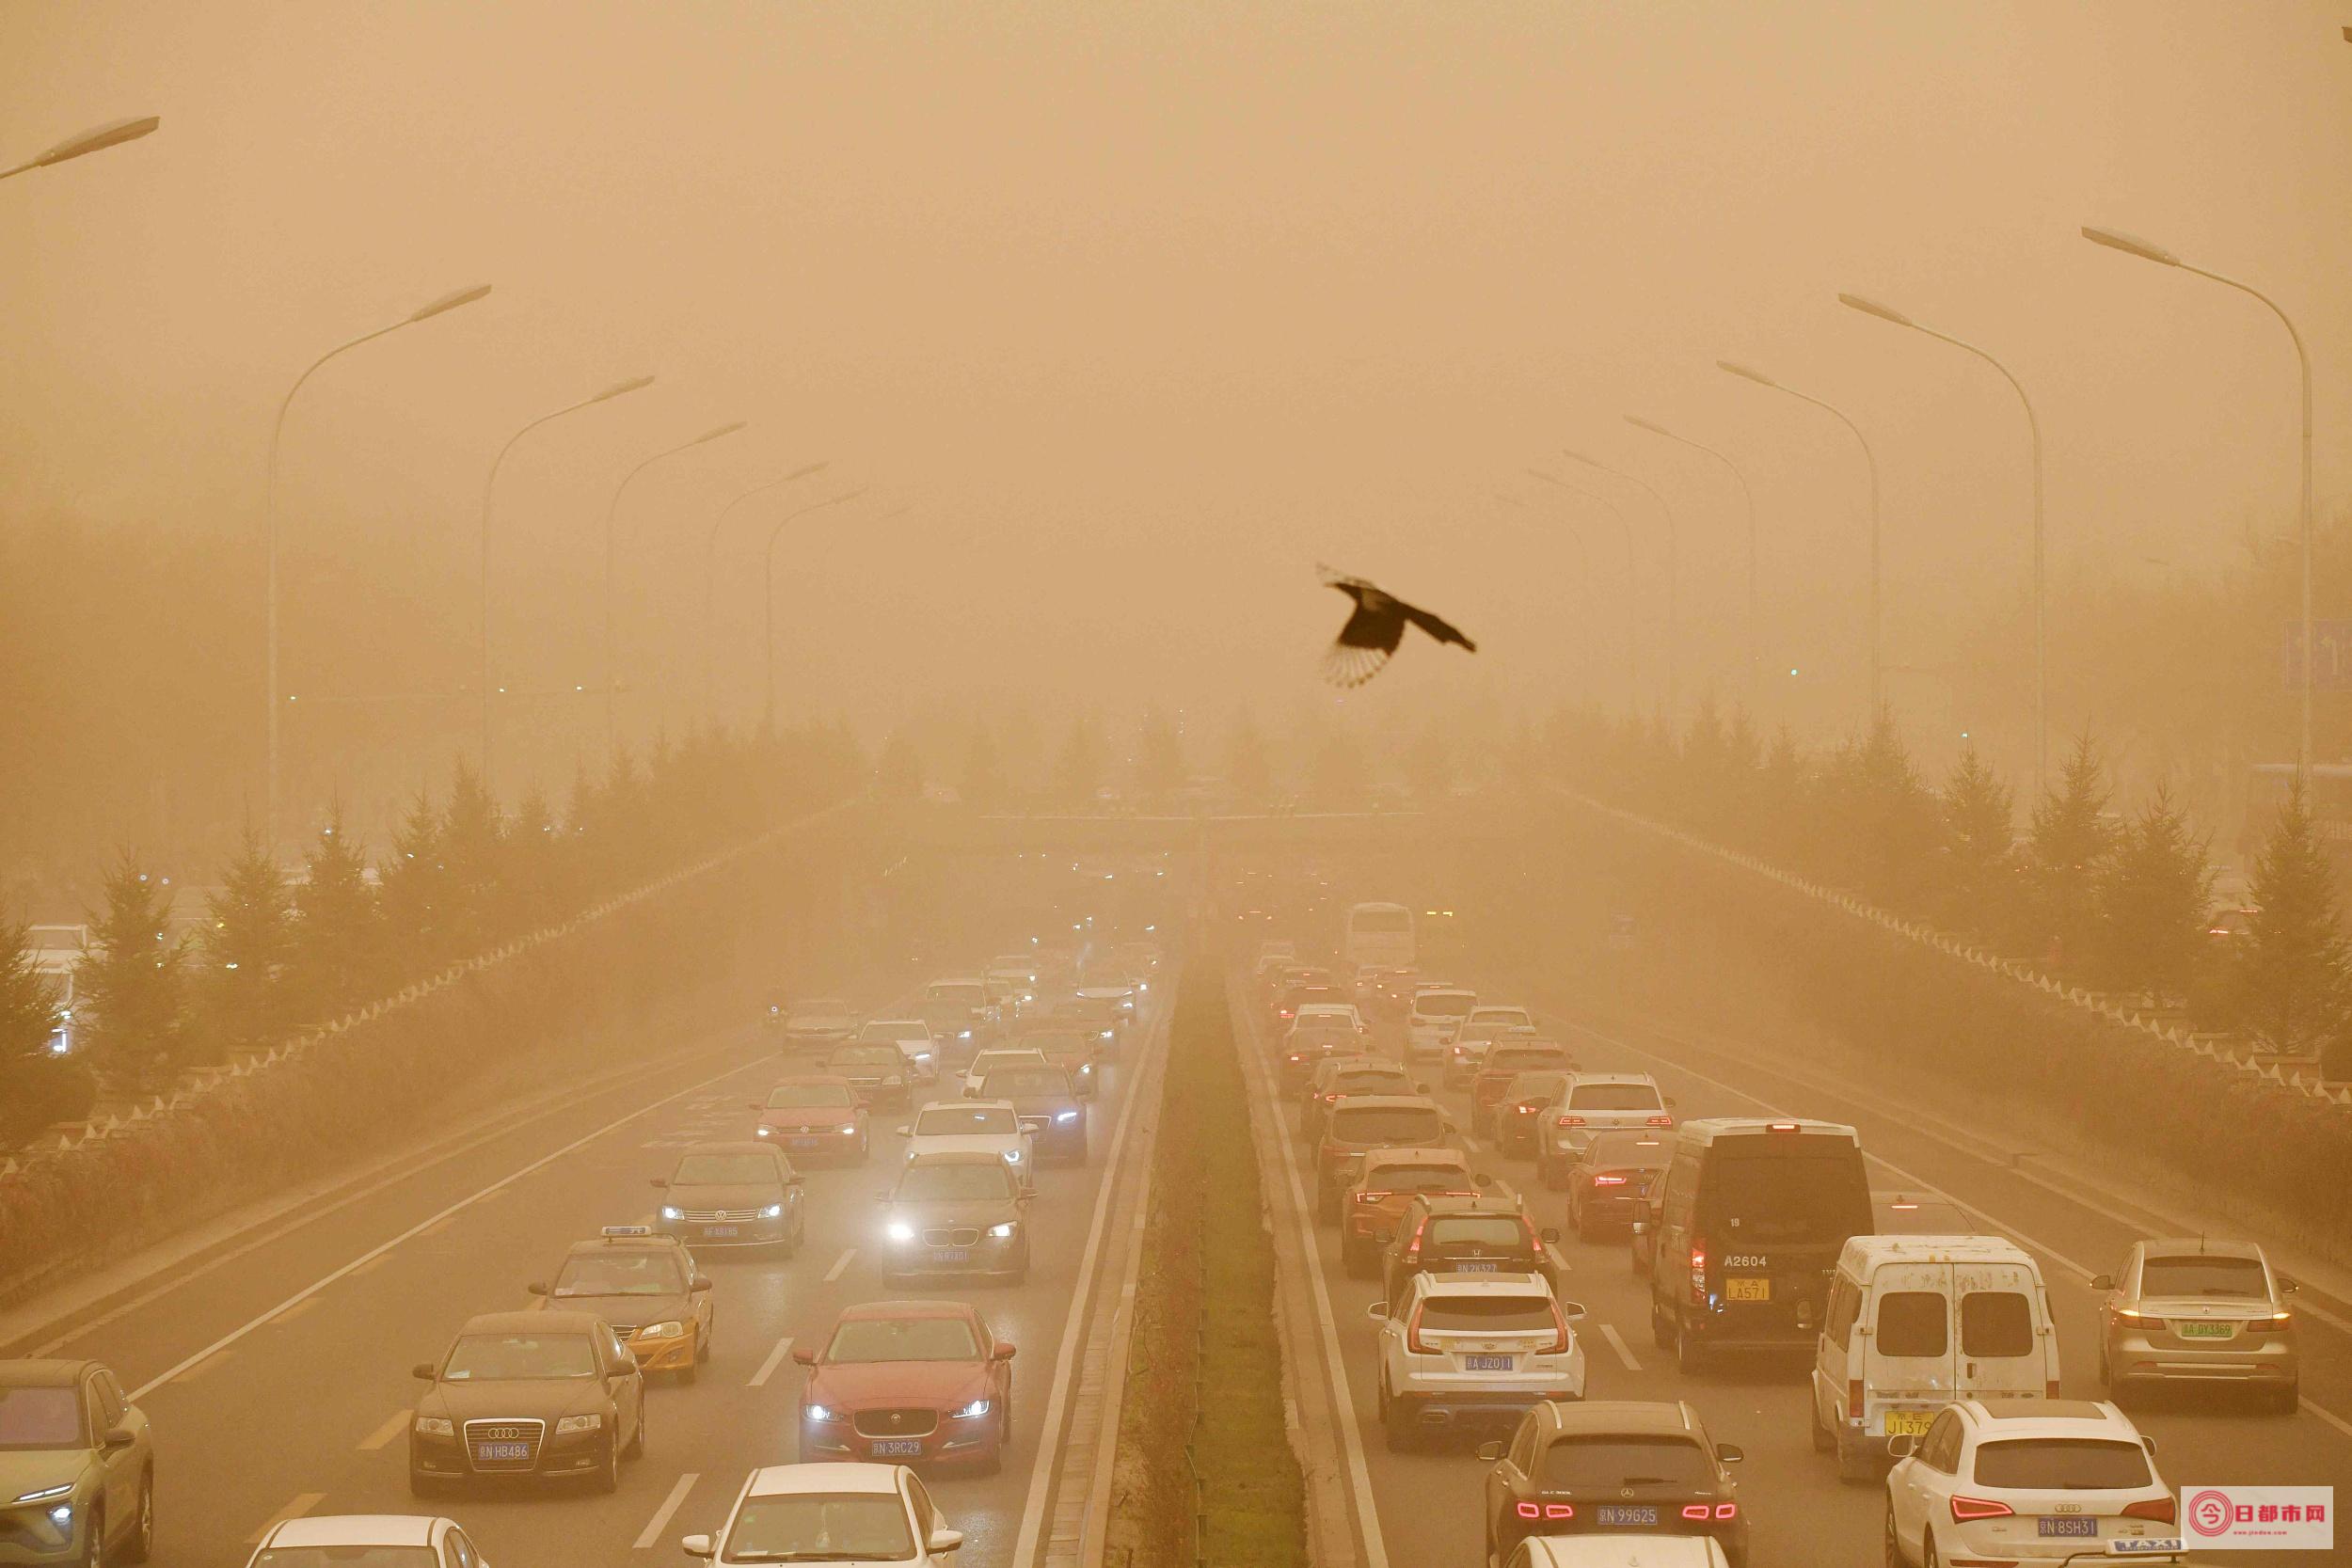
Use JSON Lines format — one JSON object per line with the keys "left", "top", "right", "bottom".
{"left": 823, "top": 1249, "right": 856, "bottom": 1283}
{"left": 268, "top": 1297, "right": 320, "bottom": 1326}
{"left": 246, "top": 1492, "right": 326, "bottom": 1544}
{"left": 1598, "top": 1323, "right": 1642, "bottom": 1373}
{"left": 357, "top": 1410, "right": 410, "bottom": 1451}
{"left": 634, "top": 1472, "right": 699, "bottom": 1550}
{"left": 750, "top": 1336, "right": 796, "bottom": 1388}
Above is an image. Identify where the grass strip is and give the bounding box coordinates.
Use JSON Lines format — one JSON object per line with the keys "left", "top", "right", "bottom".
{"left": 1105, "top": 957, "right": 1308, "bottom": 1568}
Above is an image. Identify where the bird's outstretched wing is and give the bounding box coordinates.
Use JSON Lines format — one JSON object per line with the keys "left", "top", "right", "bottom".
{"left": 1315, "top": 563, "right": 1470, "bottom": 687}
{"left": 1321, "top": 641, "right": 1394, "bottom": 688}
{"left": 1399, "top": 600, "right": 1476, "bottom": 652}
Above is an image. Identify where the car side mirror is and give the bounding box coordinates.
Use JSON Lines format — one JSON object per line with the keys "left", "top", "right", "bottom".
{"left": 649, "top": 1178, "right": 668, "bottom": 1189}
{"left": 680, "top": 1533, "right": 716, "bottom": 1558}
{"left": 691, "top": 1276, "right": 712, "bottom": 1292}
{"left": 1415, "top": 1083, "right": 1431, "bottom": 1094}
{"left": 1540, "top": 1228, "right": 1561, "bottom": 1244}
{"left": 526, "top": 1281, "right": 550, "bottom": 1296}
{"left": 1558, "top": 1302, "right": 1587, "bottom": 1323}
{"left": 411, "top": 1362, "right": 437, "bottom": 1381}
{"left": 1475, "top": 1440, "right": 1504, "bottom": 1463}
{"left": 928, "top": 1528, "right": 964, "bottom": 1554}
{"left": 993, "top": 1341, "right": 1017, "bottom": 1360}
{"left": 747, "top": 1101, "right": 763, "bottom": 1112}
{"left": 2281, "top": 1279, "right": 2300, "bottom": 1294}
{"left": 1015, "top": 1192, "right": 1035, "bottom": 1206}
{"left": 1663, "top": 1096, "right": 1677, "bottom": 1108}
{"left": 2089, "top": 1274, "right": 2114, "bottom": 1291}
{"left": 894, "top": 1125, "right": 911, "bottom": 1137}
{"left": 792, "top": 1347, "right": 818, "bottom": 1366}
{"left": 2142, "top": 1435, "right": 2159, "bottom": 1457}
{"left": 1716, "top": 1444, "right": 1744, "bottom": 1465}
{"left": 1885, "top": 1433, "right": 1915, "bottom": 1459}
{"left": 1365, "top": 1300, "right": 1388, "bottom": 1320}
{"left": 103, "top": 1427, "right": 135, "bottom": 1449}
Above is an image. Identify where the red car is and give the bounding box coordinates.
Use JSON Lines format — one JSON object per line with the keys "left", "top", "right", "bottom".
{"left": 750, "top": 1075, "right": 869, "bottom": 1163}
{"left": 795, "top": 1300, "right": 1017, "bottom": 1473}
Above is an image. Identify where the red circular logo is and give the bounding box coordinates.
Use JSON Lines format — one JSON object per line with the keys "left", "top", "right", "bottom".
{"left": 2186, "top": 1490, "right": 2234, "bottom": 1538}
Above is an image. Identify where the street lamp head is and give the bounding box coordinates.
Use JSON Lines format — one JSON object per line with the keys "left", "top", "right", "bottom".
{"left": 691, "top": 420, "right": 748, "bottom": 445}
{"left": 2080, "top": 224, "right": 2180, "bottom": 267}
{"left": 34, "top": 115, "right": 160, "bottom": 168}
{"left": 407, "top": 284, "right": 493, "bottom": 324}
{"left": 1625, "top": 414, "right": 1677, "bottom": 439}
{"left": 1716, "top": 359, "right": 1778, "bottom": 388}
{"left": 592, "top": 374, "right": 657, "bottom": 403}
{"left": 1837, "top": 293, "right": 1915, "bottom": 328}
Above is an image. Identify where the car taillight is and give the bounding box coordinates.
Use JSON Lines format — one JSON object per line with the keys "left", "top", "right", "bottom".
{"left": 1646, "top": 1114, "right": 1675, "bottom": 1127}
{"left": 2248, "top": 1312, "right": 2294, "bottom": 1333}
{"left": 1689, "top": 1241, "right": 1708, "bottom": 1306}
{"left": 2111, "top": 1307, "right": 2153, "bottom": 1324}
{"left": 1288, "top": 1053, "right": 1304, "bottom": 1065}
{"left": 1406, "top": 1216, "right": 1428, "bottom": 1257}
{"left": 2123, "top": 1497, "right": 2176, "bottom": 1524}
{"left": 1949, "top": 1497, "right": 2013, "bottom": 1523}
{"left": 1515, "top": 1103, "right": 1539, "bottom": 1115}
{"left": 1680, "top": 1505, "right": 1712, "bottom": 1521}
{"left": 1355, "top": 1190, "right": 1389, "bottom": 1204}
{"left": 1848, "top": 1378, "right": 1864, "bottom": 1419}
{"left": 1515, "top": 1502, "right": 1541, "bottom": 1519}
{"left": 1406, "top": 1311, "right": 1433, "bottom": 1354}
{"left": 1592, "top": 1174, "right": 1627, "bottom": 1186}
{"left": 1544, "top": 1305, "right": 1571, "bottom": 1354}
{"left": 1712, "top": 1503, "right": 1738, "bottom": 1520}
{"left": 1556, "top": 1114, "right": 1585, "bottom": 1129}
{"left": 1515, "top": 1501, "right": 1572, "bottom": 1520}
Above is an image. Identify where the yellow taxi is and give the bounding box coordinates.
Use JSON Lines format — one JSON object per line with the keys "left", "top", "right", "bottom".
{"left": 527, "top": 1226, "right": 715, "bottom": 1382}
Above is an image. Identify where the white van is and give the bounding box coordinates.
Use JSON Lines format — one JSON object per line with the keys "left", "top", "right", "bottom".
{"left": 1810, "top": 1234, "right": 2058, "bottom": 1481}
{"left": 1404, "top": 987, "right": 1475, "bottom": 1060}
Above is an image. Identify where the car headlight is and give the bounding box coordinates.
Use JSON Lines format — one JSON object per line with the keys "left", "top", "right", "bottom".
{"left": 761, "top": 1203, "right": 786, "bottom": 1219}
{"left": 639, "top": 1321, "right": 686, "bottom": 1339}
{"left": 755, "top": 1126, "right": 772, "bottom": 1137}
{"left": 958, "top": 1029, "right": 973, "bottom": 1039}
{"left": 12, "top": 1484, "right": 73, "bottom": 1504}
{"left": 885, "top": 1074, "right": 903, "bottom": 1085}
{"left": 988, "top": 1222, "right": 1018, "bottom": 1239}
{"left": 554, "top": 1413, "right": 602, "bottom": 1433}
{"left": 1003, "top": 1148, "right": 1023, "bottom": 1164}
{"left": 48, "top": 1504, "right": 73, "bottom": 1527}
{"left": 804, "top": 1403, "right": 840, "bottom": 1422}
{"left": 949, "top": 1399, "right": 993, "bottom": 1419}
{"left": 1079, "top": 1062, "right": 1093, "bottom": 1075}
{"left": 887, "top": 1220, "right": 916, "bottom": 1243}
{"left": 838, "top": 1123, "right": 858, "bottom": 1135}
{"left": 412, "top": 1416, "right": 454, "bottom": 1436}
{"left": 914, "top": 1051, "right": 932, "bottom": 1062}
{"left": 1100, "top": 1028, "right": 1115, "bottom": 1039}
{"left": 660, "top": 1205, "right": 683, "bottom": 1221}
{"left": 1056, "top": 1110, "right": 1079, "bottom": 1123}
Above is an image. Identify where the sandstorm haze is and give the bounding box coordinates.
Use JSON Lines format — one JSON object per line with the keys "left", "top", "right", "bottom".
{"left": 4, "top": 0, "right": 2349, "bottom": 896}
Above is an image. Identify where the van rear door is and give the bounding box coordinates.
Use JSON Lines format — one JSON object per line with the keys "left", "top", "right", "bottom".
{"left": 1954, "top": 1261, "right": 2051, "bottom": 1400}
{"left": 1862, "top": 1259, "right": 1956, "bottom": 1444}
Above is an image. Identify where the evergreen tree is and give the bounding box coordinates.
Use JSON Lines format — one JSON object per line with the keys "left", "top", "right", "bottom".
{"left": 76, "top": 853, "right": 188, "bottom": 1088}
{"left": 503, "top": 789, "right": 564, "bottom": 933}
{"left": 1939, "top": 745, "right": 2015, "bottom": 937}
{"left": 199, "top": 826, "right": 295, "bottom": 1056}
{"left": 2232, "top": 783, "right": 2352, "bottom": 1053}
{"left": 0, "top": 921, "right": 62, "bottom": 1061}
{"left": 377, "top": 789, "right": 451, "bottom": 973}
{"left": 1227, "top": 713, "right": 1272, "bottom": 801}
{"left": 0, "top": 924, "right": 91, "bottom": 1148}
{"left": 1820, "top": 707, "right": 1939, "bottom": 911}
{"left": 290, "top": 804, "right": 378, "bottom": 1022}
{"left": 439, "top": 760, "right": 505, "bottom": 955}
{"left": 877, "top": 732, "right": 926, "bottom": 801}
{"left": 2024, "top": 734, "right": 2117, "bottom": 970}
{"left": 1136, "top": 705, "right": 1185, "bottom": 800}
{"left": 958, "top": 725, "right": 1007, "bottom": 810}
{"left": 1055, "top": 716, "right": 1104, "bottom": 806}
{"left": 2096, "top": 784, "right": 2214, "bottom": 1004}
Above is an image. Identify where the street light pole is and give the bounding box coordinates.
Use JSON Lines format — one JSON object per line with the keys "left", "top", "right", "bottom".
{"left": 2081, "top": 225, "right": 2317, "bottom": 786}
{"left": 1525, "top": 467, "right": 1644, "bottom": 703}
{"left": 0, "top": 115, "right": 159, "bottom": 182}
{"left": 600, "top": 420, "right": 745, "bottom": 753}
{"left": 701, "top": 464, "right": 831, "bottom": 721}
{"left": 760, "top": 490, "right": 872, "bottom": 732}
{"left": 478, "top": 374, "right": 655, "bottom": 791}
{"left": 1838, "top": 292, "right": 2046, "bottom": 792}
{"left": 1565, "top": 449, "right": 1682, "bottom": 721}
{"left": 1626, "top": 415, "right": 1759, "bottom": 704}
{"left": 263, "top": 284, "right": 492, "bottom": 848}
{"left": 1716, "top": 359, "right": 1883, "bottom": 714}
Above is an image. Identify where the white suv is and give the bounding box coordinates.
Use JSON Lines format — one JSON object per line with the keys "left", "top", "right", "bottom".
{"left": 1883, "top": 1399, "right": 2179, "bottom": 1565}
{"left": 1366, "top": 1271, "right": 1586, "bottom": 1452}
{"left": 897, "top": 1099, "right": 1035, "bottom": 1190}
{"left": 1535, "top": 1072, "right": 1673, "bottom": 1178}
{"left": 683, "top": 1462, "right": 961, "bottom": 1565}
{"left": 961, "top": 1047, "right": 1049, "bottom": 1100}
{"left": 857, "top": 1019, "right": 943, "bottom": 1085}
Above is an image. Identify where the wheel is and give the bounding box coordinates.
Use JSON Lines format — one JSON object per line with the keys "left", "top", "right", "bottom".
{"left": 1809, "top": 1391, "right": 1835, "bottom": 1453}
{"left": 1341, "top": 1234, "right": 1370, "bottom": 1277}
{"left": 625, "top": 1402, "right": 645, "bottom": 1458}
{"left": 1631, "top": 1240, "right": 1651, "bottom": 1279}
{"left": 1674, "top": 1317, "right": 1708, "bottom": 1376}
{"left": 2270, "top": 1379, "right": 2301, "bottom": 1415}
{"left": 998, "top": 1398, "right": 1013, "bottom": 1450}
{"left": 1316, "top": 1187, "right": 1338, "bottom": 1225}
{"left": 1922, "top": 1529, "right": 1942, "bottom": 1568}
{"left": 1649, "top": 1300, "right": 1671, "bottom": 1350}
{"left": 1573, "top": 1198, "right": 1594, "bottom": 1243}
{"left": 405, "top": 1469, "right": 439, "bottom": 1500}
{"left": 1883, "top": 1504, "right": 1909, "bottom": 1568}
{"left": 2095, "top": 1340, "right": 2110, "bottom": 1386}
{"left": 675, "top": 1356, "right": 698, "bottom": 1386}
{"left": 596, "top": 1437, "right": 622, "bottom": 1493}
{"left": 81, "top": 1504, "right": 103, "bottom": 1568}
{"left": 697, "top": 1325, "right": 712, "bottom": 1364}
{"left": 1382, "top": 1386, "right": 1414, "bottom": 1452}
{"left": 119, "top": 1473, "right": 152, "bottom": 1566}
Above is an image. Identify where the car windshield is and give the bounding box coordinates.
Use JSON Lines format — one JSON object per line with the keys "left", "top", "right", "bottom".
{"left": 831, "top": 1048, "right": 901, "bottom": 1069}
{"left": 1417, "top": 993, "right": 1474, "bottom": 1016}
{"left": 673, "top": 1154, "right": 780, "bottom": 1185}
{"left": 1366, "top": 1164, "right": 1470, "bottom": 1193}
{"left": 553, "top": 1252, "right": 685, "bottom": 1297}
{"left": 1540, "top": 1434, "right": 1717, "bottom": 1492}
{"left": 1876, "top": 1201, "right": 1972, "bottom": 1233}
{"left": 1471, "top": 1009, "right": 1530, "bottom": 1027}
{"left": 1353, "top": 909, "right": 1412, "bottom": 933}
{"left": 916, "top": 1106, "right": 1019, "bottom": 1136}
{"left": 859, "top": 1023, "right": 925, "bottom": 1044}
{"left": 826, "top": 1316, "right": 982, "bottom": 1363}
{"left": 1487, "top": 1053, "right": 1562, "bottom": 1076}
{"left": 0, "top": 1386, "right": 83, "bottom": 1449}
{"left": 1707, "top": 1145, "right": 1869, "bottom": 1243}
{"left": 1015, "top": 1032, "right": 1089, "bottom": 1053}
{"left": 441, "top": 1334, "right": 597, "bottom": 1381}
{"left": 253, "top": 1550, "right": 438, "bottom": 1568}
{"left": 1418, "top": 1295, "right": 1555, "bottom": 1332}
{"left": 1330, "top": 1107, "right": 1444, "bottom": 1144}
{"left": 1972, "top": 1438, "right": 2153, "bottom": 1491}
{"left": 767, "top": 1085, "right": 854, "bottom": 1109}
{"left": 1335, "top": 1071, "right": 1408, "bottom": 1094}
{"left": 984, "top": 1069, "right": 1072, "bottom": 1099}
{"left": 929, "top": 985, "right": 987, "bottom": 1007}
{"left": 898, "top": 1163, "right": 1018, "bottom": 1202}
{"left": 1569, "top": 1084, "right": 1661, "bottom": 1110}
{"left": 1429, "top": 1216, "right": 1528, "bottom": 1249}
{"left": 2140, "top": 1255, "right": 2270, "bottom": 1298}
{"left": 790, "top": 1000, "right": 850, "bottom": 1018}
{"left": 973, "top": 1053, "right": 1046, "bottom": 1074}
{"left": 723, "top": 1494, "right": 914, "bottom": 1562}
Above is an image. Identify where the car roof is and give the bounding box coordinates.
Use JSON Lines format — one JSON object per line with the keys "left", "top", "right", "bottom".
{"left": 927, "top": 976, "right": 986, "bottom": 987}
{"left": 1411, "top": 1193, "right": 1524, "bottom": 1216}
{"left": 1567, "top": 1071, "right": 1657, "bottom": 1085}
{"left": 266, "top": 1515, "right": 441, "bottom": 1548}
{"left": 1419, "top": 1271, "right": 1552, "bottom": 1295}
{"left": 863, "top": 1018, "right": 931, "bottom": 1031}
{"left": 1958, "top": 1397, "right": 2135, "bottom": 1433}
{"left": 1542, "top": 1400, "right": 1703, "bottom": 1437}
{"left": 2139, "top": 1236, "right": 2265, "bottom": 1261}
{"left": 922, "top": 1097, "right": 1018, "bottom": 1114}
{"left": 1677, "top": 1117, "right": 1858, "bottom": 1145}
{"left": 564, "top": 1231, "right": 691, "bottom": 1258}
{"left": 1525, "top": 1536, "right": 1727, "bottom": 1566}
{"left": 837, "top": 1298, "right": 977, "bottom": 1322}
{"left": 461, "top": 1308, "right": 604, "bottom": 1334}
{"left": 905, "top": 1148, "right": 1016, "bottom": 1166}
{"left": 745, "top": 1461, "right": 904, "bottom": 1497}
{"left": 1362, "top": 1146, "right": 1468, "bottom": 1167}
{"left": 769, "top": 1074, "right": 860, "bottom": 1090}
{"left": 1840, "top": 1234, "right": 2033, "bottom": 1267}
{"left": 1328, "top": 1094, "right": 1441, "bottom": 1111}
{"left": 0, "top": 1359, "right": 91, "bottom": 1387}
{"left": 677, "top": 1140, "right": 782, "bottom": 1157}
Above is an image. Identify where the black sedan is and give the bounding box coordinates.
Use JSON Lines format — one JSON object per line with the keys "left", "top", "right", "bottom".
{"left": 408, "top": 1310, "right": 646, "bottom": 1495}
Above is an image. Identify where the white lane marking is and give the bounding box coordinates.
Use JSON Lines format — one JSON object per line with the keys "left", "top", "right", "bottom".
{"left": 634, "top": 1471, "right": 699, "bottom": 1550}
{"left": 126, "top": 1055, "right": 771, "bottom": 1402}
{"left": 824, "top": 1248, "right": 855, "bottom": 1283}
{"left": 1599, "top": 1323, "right": 1641, "bottom": 1372}
{"left": 357, "top": 1408, "right": 410, "bottom": 1451}
{"left": 247, "top": 1492, "right": 326, "bottom": 1544}
{"left": 750, "top": 1335, "right": 796, "bottom": 1388}
{"left": 1554, "top": 1015, "right": 2352, "bottom": 1445}
{"left": 1008, "top": 1001, "right": 1171, "bottom": 1568}
{"left": 1242, "top": 1000, "right": 1391, "bottom": 1568}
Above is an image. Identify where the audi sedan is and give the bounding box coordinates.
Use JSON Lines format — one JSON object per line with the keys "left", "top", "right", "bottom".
{"left": 795, "top": 1302, "right": 1016, "bottom": 1472}
{"left": 407, "top": 1312, "right": 645, "bottom": 1495}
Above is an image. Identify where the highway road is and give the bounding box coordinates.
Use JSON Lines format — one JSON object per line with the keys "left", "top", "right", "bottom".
{"left": 5, "top": 984, "right": 1168, "bottom": 1568}
{"left": 1240, "top": 962, "right": 2352, "bottom": 1568}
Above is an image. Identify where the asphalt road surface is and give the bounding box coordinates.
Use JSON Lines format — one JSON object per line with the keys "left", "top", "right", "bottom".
{"left": 1242, "top": 964, "right": 2352, "bottom": 1568}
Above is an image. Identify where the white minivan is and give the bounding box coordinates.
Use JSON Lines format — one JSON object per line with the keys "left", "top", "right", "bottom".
{"left": 1810, "top": 1234, "right": 2058, "bottom": 1482}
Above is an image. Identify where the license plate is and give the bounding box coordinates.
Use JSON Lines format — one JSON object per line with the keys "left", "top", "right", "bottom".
{"left": 1597, "top": 1505, "right": 1659, "bottom": 1527}
{"left": 931, "top": 1248, "right": 972, "bottom": 1264}
{"left": 1458, "top": 1261, "right": 1500, "bottom": 1273}
{"left": 1464, "top": 1354, "right": 1515, "bottom": 1371}
{"left": 1883, "top": 1410, "right": 1934, "bottom": 1437}
{"left": 788, "top": 1136, "right": 822, "bottom": 1149}
{"left": 2038, "top": 1518, "right": 2097, "bottom": 1538}
{"left": 2176, "top": 1320, "right": 2235, "bottom": 1338}
{"left": 704, "top": 1226, "right": 739, "bottom": 1238}
{"left": 1725, "top": 1276, "right": 1771, "bottom": 1301}
{"left": 474, "top": 1441, "right": 531, "bottom": 1463}
{"left": 869, "top": 1439, "right": 924, "bottom": 1457}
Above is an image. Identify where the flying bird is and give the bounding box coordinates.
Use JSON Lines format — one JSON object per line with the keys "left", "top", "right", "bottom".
{"left": 1317, "top": 565, "right": 1477, "bottom": 688}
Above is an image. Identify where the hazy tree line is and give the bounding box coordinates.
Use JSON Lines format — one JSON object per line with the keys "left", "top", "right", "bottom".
{"left": 0, "top": 724, "right": 865, "bottom": 1148}
{"left": 1546, "top": 702, "right": 2352, "bottom": 1078}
